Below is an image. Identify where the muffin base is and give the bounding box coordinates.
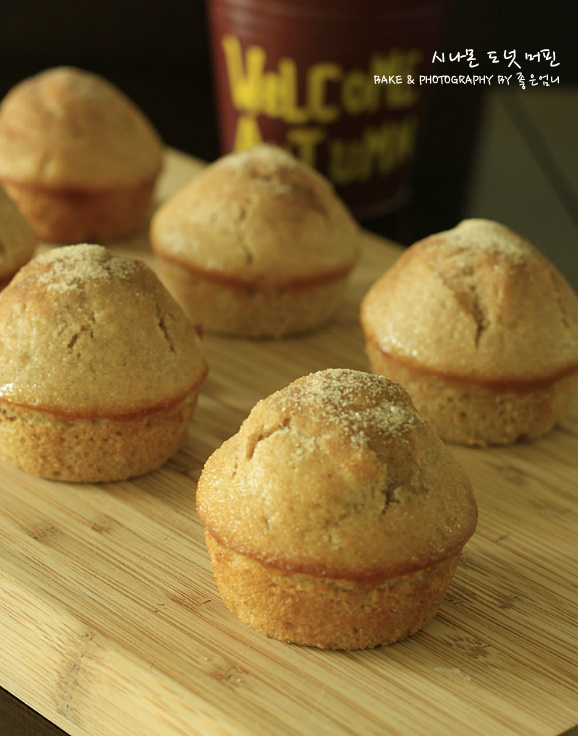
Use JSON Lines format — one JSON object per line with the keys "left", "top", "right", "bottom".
{"left": 1, "top": 176, "right": 157, "bottom": 243}
{"left": 156, "top": 257, "right": 349, "bottom": 339}
{"left": 205, "top": 531, "right": 461, "bottom": 650}
{"left": 365, "top": 340, "right": 578, "bottom": 446}
{"left": 0, "top": 392, "right": 199, "bottom": 482}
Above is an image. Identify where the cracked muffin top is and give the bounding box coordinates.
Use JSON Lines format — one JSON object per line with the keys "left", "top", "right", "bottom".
{"left": 360, "top": 219, "right": 578, "bottom": 382}
{"left": 196, "top": 368, "right": 477, "bottom": 582}
{"left": 0, "top": 244, "right": 207, "bottom": 417}
{"left": 150, "top": 144, "right": 361, "bottom": 285}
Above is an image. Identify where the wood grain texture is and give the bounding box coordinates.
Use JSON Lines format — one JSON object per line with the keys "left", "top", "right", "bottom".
{"left": 0, "top": 148, "right": 577, "bottom": 736}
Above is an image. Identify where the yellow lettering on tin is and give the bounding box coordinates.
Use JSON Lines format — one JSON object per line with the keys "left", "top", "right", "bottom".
{"left": 221, "top": 35, "right": 265, "bottom": 112}
{"left": 222, "top": 32, "right": 424, "bottom": 178}
{"left": 366, "top": 116, "right": 418, "bottom": 175}
{"left": 278, "top": 59, "right": 308, "bottom": 123}
{"left": 222, "top": 35, "right": 308, "bottom": 122}
{"left": 233, "top": 114, "right": 263, "bottom": 151}
{"left": 306, "top": 63, "right": 342, "bottom": 123}
{"left": 262, "top": 70, "right": 285, "bottom": 117}
{"left": 222, "top": 33, "right": 425, "bottom": 126}
{"left": 341, "top": 70, "right": 373, "bottom": 116}
{"left": 286, "top": 127, "right": 327, "bottom": 168}
{"left": 329, "top": 114, "right": 418, "bottom": 184}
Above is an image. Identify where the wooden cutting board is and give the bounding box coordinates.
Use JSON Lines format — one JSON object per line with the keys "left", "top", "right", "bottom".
{"left": 0, "top": 148, "right": 576, "bottom": 736}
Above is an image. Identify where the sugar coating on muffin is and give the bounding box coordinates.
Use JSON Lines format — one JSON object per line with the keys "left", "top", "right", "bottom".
{"left": 360, "top": 219, "right": 578, "bottom": 446}
{"left": 196, "top": 368, "right": 477, "bottom": 649}
{"left": 150, "top": 144, "right": 361, "bottom": 338}
{"left": 0, "top": 244, "right": 208, "bottom": 481}
{"left": 0, "top": 66, "right": 164, "bottom": 242}
{"left": 0, "top": 184, "right": 36, "bottom": 287}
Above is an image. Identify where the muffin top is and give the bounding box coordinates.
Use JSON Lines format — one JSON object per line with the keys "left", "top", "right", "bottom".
{"left": 0, "top": 244, "right": 207, "bottom": 417}
{"left": 0, "top": 185, "right": 36, "bottom": 283}
{"left": 150, "top": 144, "right": 361, "bottom": 285}
{"left": 0, "top": 66, "right": 163, "bottom": 189}
{"left": 360, "top": 219, "right": 578, "bottom": 383}
{"left": 196, "top": 368, "right": 477, "bottom": 582}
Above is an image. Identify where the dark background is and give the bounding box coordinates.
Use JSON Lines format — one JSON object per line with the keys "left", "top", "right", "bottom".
{"left": 1, "top": 0, "right": 576, "bottom": 245}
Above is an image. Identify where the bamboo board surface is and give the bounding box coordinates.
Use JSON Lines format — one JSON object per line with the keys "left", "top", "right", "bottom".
{"left": 0, "top": 148, "right": 577, "bottom": 736}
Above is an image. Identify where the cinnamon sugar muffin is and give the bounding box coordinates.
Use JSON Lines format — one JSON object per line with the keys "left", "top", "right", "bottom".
{"left": 0, "top": 67, "right": 163, "bottom": 243}
{"left": 0, "top": 184, "right": 36, "bottom": 288}
{"left": 196, "top": 368, "right": 477, "bottom": 649}
{"left": 150, "top": 144, "right": 361, "bottom": 338}
{"left": 0, "top": 244, "right": 207, "bottom": 481}
{"left": 360, "top": 219, "right": 578, "bottom": 446}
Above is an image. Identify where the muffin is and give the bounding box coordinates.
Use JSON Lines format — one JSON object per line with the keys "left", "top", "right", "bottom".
{"left": 360, "top": 219, "right": 578, "bottom": 446}
{"left": 0, "top": 66, "right": 163, "bottom": 243}
{"left": 0, "top": 244, "right": 208, "bottom": 482}
{"left": 0, "top": 184, "right": 36, "bottom": 288}
{"left": 150, "top": 144, "right": 361, "bottom": 338}
{"left": 196, "top": 368, "right": 477, "bottom": 650}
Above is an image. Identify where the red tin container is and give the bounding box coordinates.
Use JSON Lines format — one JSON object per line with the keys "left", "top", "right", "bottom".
{"left": 207, "top": 0, "right": 450, "bottom": 218}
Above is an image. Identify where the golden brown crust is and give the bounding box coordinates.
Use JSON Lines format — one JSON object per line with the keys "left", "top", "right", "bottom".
{"left": 197, "top": 369, "right": 476, "bottom": 581}
{"left": 2, "top": 176, "right": 157, "bottom": 244}
{"left": 0, "top": 392, "right": 199, "bottom": 483}
{"left": 360, "top": 219, "right": 578, "bottom": 445}
{"left": 197, "top": 369, "right": 476, "bottom": 648}
{"left": 150, "top": 144, "right": 361, "bottom": 337}
{"left": 0, "top": 185, "right": 36, "bottom": 283}
{"left": 0, "top": 244, "right": 208, "bottom": 481}
{"left": 155, "top": 254, "right": 351, "bottom": 338}
{"left": 206, "top": 531, "right": 461, "bottom": 650}
{"left": 365, "top": 339, "right": 578, "bottom": 446}
{"left": 0, "top": 67, "right": 163, "bottom": 242}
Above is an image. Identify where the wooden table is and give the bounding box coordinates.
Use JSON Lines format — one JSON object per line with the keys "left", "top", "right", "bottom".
{"left": 1, "top": 148, "right": 577, "bottom": 736}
